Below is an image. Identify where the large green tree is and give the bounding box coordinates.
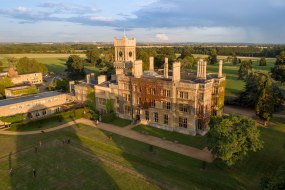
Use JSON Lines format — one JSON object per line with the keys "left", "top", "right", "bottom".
{"left": 181, "top": 55, "right": 195, "bottom": 70}
{"left": 16, "top": 57, "right": 48, "bottom": 74}
{"left": 255, "top": 74, "right": 274, "bottom": 125}
{"left": 208, "top": 48, "right": 218, "bottom": 65}
{"left": 271, "top": 51, "right": 285, "bottom": 83}
{"left": 207, "top": 114, "right": 263, "bottom": 166}
{"left": 0, "top": 77, "right": 14, "bottom": 98}
{"left": 259, "top": 57, "right": 267, "bottom": 66}
{"left": 65, "top": 55, "right": 86, "bottom": 80}
{"left": 86, "top": 48, "right": 100, "bottom": 65}
{"left": 238, "top": 60, "right": 252, "bottom": 80}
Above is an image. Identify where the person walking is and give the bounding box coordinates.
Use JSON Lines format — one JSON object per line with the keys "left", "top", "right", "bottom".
{"left": 33, "top": 169, "right": 36, "bottom": 177}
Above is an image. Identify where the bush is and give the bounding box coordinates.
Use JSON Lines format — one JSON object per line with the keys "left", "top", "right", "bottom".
{"left": 102, "top": 112, "right": 116, "bottom": 123}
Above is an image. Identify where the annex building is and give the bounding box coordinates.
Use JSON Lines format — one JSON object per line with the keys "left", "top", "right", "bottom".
{"left": 93, "top": 37, "right": 226, "bottom": 135}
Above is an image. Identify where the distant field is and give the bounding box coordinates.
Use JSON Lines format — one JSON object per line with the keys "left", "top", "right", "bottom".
{"left": 0, "top": 53, "right": 280, "bottom": 96}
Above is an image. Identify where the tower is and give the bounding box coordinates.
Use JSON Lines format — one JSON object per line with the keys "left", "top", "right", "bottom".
{"left": 114, "top": 37, "right": 136, "bottom": 63}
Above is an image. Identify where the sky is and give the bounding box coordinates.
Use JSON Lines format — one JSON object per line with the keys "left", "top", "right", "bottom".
{"left": 0, "top": 0, "right": 284, "bottom": 43}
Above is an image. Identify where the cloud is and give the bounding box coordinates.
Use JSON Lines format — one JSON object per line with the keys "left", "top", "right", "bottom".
{"left": 90, "top": 16, "right": 113, "bottom": 22}
{"left": 155, "top": 33, "right": 169, "bottom": 41}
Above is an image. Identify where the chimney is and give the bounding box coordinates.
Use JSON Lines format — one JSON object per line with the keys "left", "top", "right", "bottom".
{"left": 69, "top": 81, "right": 75, "bottom": 93}
{"left": 149, "top": 57, "right": 154, "bottom": 72}
{"left": 86, "top": 74, "right": 91, "bottom": 84}
{"left": 218, "top": 60, "right": 223, "bottom": 78}
{"left": 197, "top": 59, "right": 207, "bottom": 80}
{"left": 172, "top": 61, "right": 181, "bottom": 82}
{"left": 98, "top": 75, "right": 107, "bottom": 84}
{"left": 133, "top": 60, "right": 143, "bottom": 78}
{"left": 164, "top": 57, "right": 168, "bottom": 78}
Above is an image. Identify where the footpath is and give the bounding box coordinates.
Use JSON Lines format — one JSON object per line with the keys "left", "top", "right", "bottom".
{"left": 0, "top": 118, "right": 213, "bottom": 162}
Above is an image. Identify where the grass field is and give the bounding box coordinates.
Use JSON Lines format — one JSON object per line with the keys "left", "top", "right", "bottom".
{"left": 0, "top": 117, "right": 284, "bottom": 189}
{"left": 133, "top": 125, "right": 207, "bottom": 149}
{"left": 102, "top": 117, "right": 132, "bottom": 127}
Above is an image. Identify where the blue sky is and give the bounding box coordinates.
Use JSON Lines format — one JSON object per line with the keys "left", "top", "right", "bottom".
{"left": 0, "top": 0, "right": 284, "bottom": 43}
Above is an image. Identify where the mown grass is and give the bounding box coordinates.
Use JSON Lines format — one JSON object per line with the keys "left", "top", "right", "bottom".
{"left": 133, "top": 125, "right": 207, "bottom": 149}
{"left": 0, "top": 117, "right": 284, "bottom": 189}
{"left": 6, "top": 108, "right": 88, "bottom": 132}
{"left": 103, "top": 117, "right": 132, "bottom": 127}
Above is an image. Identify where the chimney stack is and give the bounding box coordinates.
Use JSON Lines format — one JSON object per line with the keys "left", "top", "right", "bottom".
{"left": 86, "top": 74, "right": 91, "bottom": 84}
{"left": 164, "top": 57, "right": 168, "bottom": 78}
{"left": 197, "top": 59, "right": 207, "bottom": 80}
{"left": 98, "top": 75, "right": 107, "bottom": 84}
{"left": 218, "top": 60, "right": 223, "bottom": 78}
{"left": 149, "top": 57, "right": 154, "bottom": 72}
{"left": 172, "top": 61, "right": 181, "bottom": 82}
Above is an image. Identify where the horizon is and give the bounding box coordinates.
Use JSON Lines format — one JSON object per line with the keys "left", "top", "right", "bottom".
{"left": 0, "top": 0, "right": 285, "bottom": 43}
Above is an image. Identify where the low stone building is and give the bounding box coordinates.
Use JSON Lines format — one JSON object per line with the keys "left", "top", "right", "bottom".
{"left": 5, "top": 85, "right": 38, "bottom": 98}
{"left": 0, "top": 91, "right": 69, "bottom": 118}
{"left": 0, "top": 68, "right": 43, "bottom": 85}
{"left": 93, "top": 37, "right": 226, "bottom": 136}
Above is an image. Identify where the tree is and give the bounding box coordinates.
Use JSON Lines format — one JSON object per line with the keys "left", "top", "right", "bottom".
{"left": 16, "top": 57, "right": 48, "bottom": 74}
{"left": 6, "top": 57, "right": 17, "bottom": 67}
{"left": 232, "top": 56, "right": 241, "bottom": 65}
{"left": 271, "top": 51, "right": 285, "bottom": 83}
{"left": 86, "top": 48, "right": 100, "bottom": 65}
{"left": 238, "top": 73, "right": 284, "bottom": 113}
{"left": 255, "top": 74, "right": 274, "bottom": 125}
{"left": 208, "top": 48, "right": 218, "bottom": 65}
{"left": 65, "top": 55, "right": 86, "bottom": 80}
{"left": 259, "top": 57, "right": 267, "bottom": 66}
{"left": 238, "top": 60, "right": 252, "bottom": 80}
{"left": 181, "top": 55, "right": 195, "bottom": 70}
{"left": 0, "top": 60, "right": 3, "bottom": 72}
{"left": 0, "top": 77, "right": 14, "bottom": 98}
{"left": 180, "top": 47, "right": 193, "bottom": 59}
{"left": 207, "top": 114, "right": 263, "bottom": 166}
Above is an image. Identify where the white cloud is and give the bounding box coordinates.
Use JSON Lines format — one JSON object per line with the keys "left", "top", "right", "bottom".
{"left": 90, "top": 16, "right": 114, "bottom": 22}
{"left": 155, "top": 33, "right": 169, "bottom": 41}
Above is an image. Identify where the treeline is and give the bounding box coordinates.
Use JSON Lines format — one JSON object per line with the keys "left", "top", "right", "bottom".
{"left": 1, "top": 43, "right": 284, "bottom": 58}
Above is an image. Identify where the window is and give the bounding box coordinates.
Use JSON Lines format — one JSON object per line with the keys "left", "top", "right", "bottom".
{"left": 164, "top": 115, "right": 168, "bottom": 125}
{"left": 150, "top": 100, "right": 155, "bottom": 108}
{"left": 98, "top": 98, "right": 106, "bottom": 105}
{"left": 179, "top": 91, "right": 188, "bottom": 99}
{"left": 36, "top": 112, "right": 40, "bottom": 117}
{"left": 124, "top": 106, "right": 132, "bottom": 115}
{"left": 123, "top": 94, "right": 131, "bottom": 102}
{"left": 124, "top": 83, "right": 129, "bottom": 90}
{"left": 163, "top": 101, "right": 171, "bottom": 110}
{"left": 179, "top": 117, "right": 187, "bottom": 128}
{"left": 163, "top": 89, "right": 171, "bottom": 97}
{"left": 154, "top": 112, "right": 158, "bottom": 122}
{"left": 179, "top": 104, "right": 188, "bottom": 113}
{"left": 145, "top": 111, "right": 149, "bottom": 120}
{"left": 150, "top": 88, "right": 155, "bottom": 95}
{"left": 42, "top": 110, "right": 47, "bottom": 115}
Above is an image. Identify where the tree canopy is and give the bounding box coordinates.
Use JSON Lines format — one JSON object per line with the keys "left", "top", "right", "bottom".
{"left": 238, "top": 60, "right": 252, "bottom": 80}
{"left": 271, "top": 51, "right": 285, "bottom": 83}
{"left": 208, "top": 48, "right": 218, "bottom": 65}
{"left": 0, "top": 77, "right": 14, "bottom": 99}
{"left": 207, "top": 114, "right": 263, "bottom": 166}
{"left": 259, "top": 57, "right": 267, "bottom": 66}
{"left": 65, "top": 55, "right": 86, "bottom": 80}
{"left": 86, "top": 48, "right": 100, "bottom": 65}
{"left": 16, "top": 57, "right": 48, "bottom": 74}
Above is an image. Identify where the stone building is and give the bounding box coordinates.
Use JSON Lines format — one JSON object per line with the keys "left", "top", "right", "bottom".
{"left": 94, "top": 37, "right": 226, "bottom": 135}
{"left": 0, "top": 91, "right": 69, "bottom": 118}
{"left": 0, "top": 68, "right": 43, "bottom": 85}
{"left": 4, "top": 85, "right": 38, "bottom": 98}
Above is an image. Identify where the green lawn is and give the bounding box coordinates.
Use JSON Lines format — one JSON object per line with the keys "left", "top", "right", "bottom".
{"left": 6, "top": 108, "right": 87, "bottom": 132}
{"left": 0, "top": 117, "right": 284, "bottom": 189}
{"left": 103, "top": 117, "right": 132, "bottom": 127}
{"left": 133, "top": 125, "right": 207, "bottom": 149}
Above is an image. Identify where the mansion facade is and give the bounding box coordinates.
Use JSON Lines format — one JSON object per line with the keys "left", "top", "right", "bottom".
{"left": 92, "top": 37, "right": 226, "bottom": 135}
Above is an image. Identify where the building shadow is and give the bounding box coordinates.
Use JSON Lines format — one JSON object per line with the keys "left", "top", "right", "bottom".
{"left": 2, "top": 119, "right": 121, "bottom": 189}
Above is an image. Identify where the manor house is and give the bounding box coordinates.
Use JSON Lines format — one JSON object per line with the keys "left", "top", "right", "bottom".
{"left": 92, "top": 37, "right": 226, "bottom": 135}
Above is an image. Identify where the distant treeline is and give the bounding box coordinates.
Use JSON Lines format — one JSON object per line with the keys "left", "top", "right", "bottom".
{"left": 0, "top": 43, "right": 284, "bottom": 57}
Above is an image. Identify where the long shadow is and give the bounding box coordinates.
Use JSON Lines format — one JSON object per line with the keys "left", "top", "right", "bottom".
{"left": 2, "top": 118, "right": 121, "bottom": 189}
{"left": 100, "top": 129, "right": 247, "bottom": 190}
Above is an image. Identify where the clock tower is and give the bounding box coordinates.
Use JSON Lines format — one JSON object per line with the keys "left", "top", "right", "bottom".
{"left": 114, "top": 37, "right": 136, "bottom": 63}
